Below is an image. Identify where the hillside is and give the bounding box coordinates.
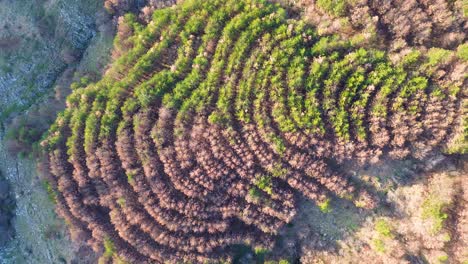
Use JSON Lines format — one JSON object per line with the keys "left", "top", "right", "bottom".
{"left": 0, "top": 0, "right": 114, "bottom": 262}
{"left": 40, "top": 0, "right": 467, "bottom": 263}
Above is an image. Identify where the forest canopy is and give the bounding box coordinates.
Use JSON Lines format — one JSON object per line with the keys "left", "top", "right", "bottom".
{"left": 41, "top": 0, "right": 466, "bottom": 262}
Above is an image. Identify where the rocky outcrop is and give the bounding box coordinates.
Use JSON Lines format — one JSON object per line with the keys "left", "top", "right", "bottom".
{"left": 0, "top": 171, "right": 15, "bottom": 248}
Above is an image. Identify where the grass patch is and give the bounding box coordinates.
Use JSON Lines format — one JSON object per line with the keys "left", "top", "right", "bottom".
{"left": 370, "top": 218, "right": 396, "bottom": 254}
{"left": 421, "top": 195, "right": 449, "bottom": 233}
{"left": 437, "top": 253, "right": 448, "bottom": 263}
{"left": 76, "top": 28, "right": 114, "bottom": 76}
{"left": 372, "top": 238, "right": 386, "bottom": 253}
{"left": 374, "top": 219, "right": 393, "bottom": 238}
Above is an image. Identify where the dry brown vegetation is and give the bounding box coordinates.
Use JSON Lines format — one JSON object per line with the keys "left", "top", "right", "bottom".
{"left": 302, "top": 0, "right": 467, "bottom": 49}
{"left": 300, "top": 158, "right": 468, "bottom": 264}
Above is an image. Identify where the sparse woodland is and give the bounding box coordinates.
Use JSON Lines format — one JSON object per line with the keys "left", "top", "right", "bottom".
{"left": 39, "top": 0, "right": 467, "bottom": 263}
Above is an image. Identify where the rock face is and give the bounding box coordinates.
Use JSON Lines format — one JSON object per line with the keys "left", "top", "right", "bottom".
{"left": 0, "top": 172, "right": 15, "bottom": 248}
{"left": 0, "top": 0, "right": 99, "bottom": 122}
{"left": 0, "top": 135, "right": 85, "bottom": 263}
{"left": 0, "top": 0, "right": 110, "bottom": 261}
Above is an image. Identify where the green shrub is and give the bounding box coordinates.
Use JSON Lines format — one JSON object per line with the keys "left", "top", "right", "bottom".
{"left": 254, "top": 247, "right": 269, "bottom": 262}
{"left": 126, "top": 172, "right": 135, "bottom": 184}
{"left": 249, "top": 188, "right": 261, "bottom": 199}
{"left": 255, "top": 175, "right": 273, "bottom": 195}
{"left": 270, "top": 163, "right": 288, "bottom": 179}
{"left": 425, "top": 48, "right": 452, "bottom": 67}
{"left": 318, "top": 199, "right": 332, "bottom": 213}
{"left": 442, "top": 233, "right": 451, "bottom": 242}
{"left": 5, "top": 118, "right": 43, "bottom": 156}
{"left": 117, "top": 197, "right": 126, "bottom": 207}
{"left": 103, "top": 237, "right": 116, "bottom": 258}
{"left": 374, "top": 219, "right": 393, "bottom": 238}
{"left": 43, "top": 181, "right": 58, "bottom": 204}
{"left": 456, "top": 43, "right": 468, "bottom": 62}
{"left": 70, "top": 76, "right": 92, "bottom": 91}
{"left": 400, "top": 50, "right": 421, "bottom": 66}
{"left": 265, "top": 260, "right": 290, "bottom": 264}
{"left": 437, "top": 254, "right": 448, "bottom": 263}
{"left": 316, "top": 0, "right": 348, "bottom": 16}
{"left": 372, "top": 238, "right": 386, "bottom": 253}
{"left": 463, "top": 0, "right": 468, "bottom": 18}
{"left": 422, "top": 195, "right": 449, "bottom": 233}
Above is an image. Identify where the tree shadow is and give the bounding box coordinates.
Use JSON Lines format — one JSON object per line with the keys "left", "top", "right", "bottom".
{"left": 245, "top": 153, "right": 468, "bottom": 263}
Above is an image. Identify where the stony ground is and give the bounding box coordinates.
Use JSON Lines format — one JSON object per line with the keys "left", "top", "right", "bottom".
{"left": 0, "top": 0, "right": 110, "bottom": 123}
{"left": 0, "top": 133, "right": 77, "bottom": 263}
{"left": 0, "top": 172, "right": 14, "bottom": 249}
{"left": 0, "top": 0, "right": 113, "bottom": 263}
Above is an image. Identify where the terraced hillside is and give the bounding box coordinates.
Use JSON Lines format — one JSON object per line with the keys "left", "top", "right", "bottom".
{"left": 41, "top": 0, "right": 466, "bottom": 262}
